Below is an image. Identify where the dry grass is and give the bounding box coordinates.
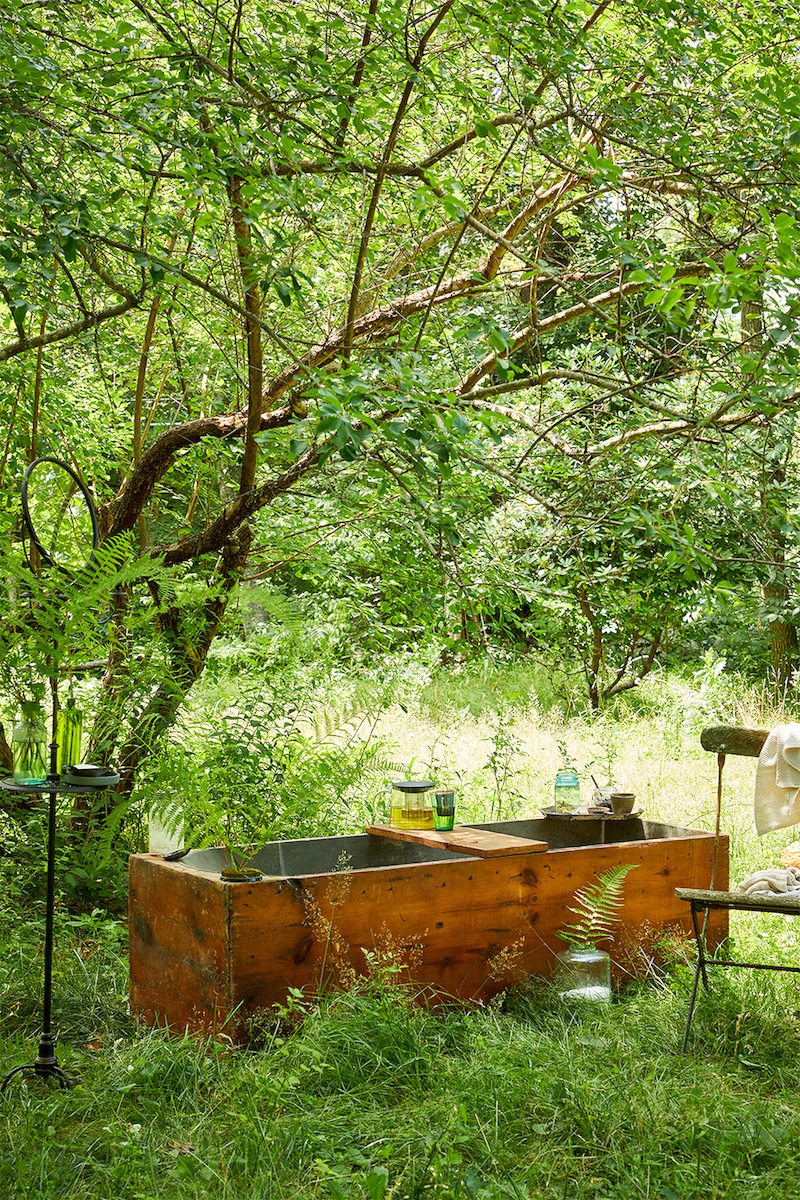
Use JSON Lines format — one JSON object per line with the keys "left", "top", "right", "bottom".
{"left": 367, "top": 667, "right": 800, "bottom": 970}
{"left": 370, "top": 666, "right": 800, "bottom": 884}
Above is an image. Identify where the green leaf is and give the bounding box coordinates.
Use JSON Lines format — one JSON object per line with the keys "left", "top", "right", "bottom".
{"left": 559, "top": 865, "right": 638, "bottom": 949}
{"left": 473, "top": 118, "right": 498, "bottom": 140}
{"left": 367, "top": 1167, "right": 389, "bottom": 1200}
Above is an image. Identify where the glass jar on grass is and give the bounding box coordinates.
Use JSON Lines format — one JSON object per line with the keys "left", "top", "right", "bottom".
{"left": 554, "top": 864, "right": 637, "bottom": 1003}
{"left": 12, "top": 701, "right": 48, "bottom": 787}
{"left": 555, "top": 945, "right": 611, "bottom": 1002}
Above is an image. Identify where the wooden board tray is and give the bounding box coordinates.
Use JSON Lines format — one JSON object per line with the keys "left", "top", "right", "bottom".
{"left": 365, "top": 823, "right": 548, "bottom": 857}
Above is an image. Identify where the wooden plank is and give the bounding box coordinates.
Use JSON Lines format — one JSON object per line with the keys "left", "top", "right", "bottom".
{"left": 129, "top": 855, "right": 232, "bottom": 1033}
{"left": 365, "top": 823, "right": 548, "bottom": 857}
{"left": 676, "top": 886, "right": 800, "bottom": 914}
{"left": 700, "top": 725, "right": 769, "bottom": 757}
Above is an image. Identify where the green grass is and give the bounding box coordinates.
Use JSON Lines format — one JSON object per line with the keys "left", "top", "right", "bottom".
{"left": 4, "top": 663, "right": 800, "bottom": 1198}
{"left": 3, "top": 939, "right": 800, "bottom": 1199}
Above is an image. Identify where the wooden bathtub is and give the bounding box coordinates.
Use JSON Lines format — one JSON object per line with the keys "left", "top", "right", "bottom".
{"left": 129, "top": 815, "right": 727, "bottom": 1041}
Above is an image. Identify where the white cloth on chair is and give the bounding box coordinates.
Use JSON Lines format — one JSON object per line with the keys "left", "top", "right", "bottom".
{"left": 736, "top": 867, "right": 800, "bottom": 895}
{"left": 754, "top": 723, "right": 800, "bottom": 835}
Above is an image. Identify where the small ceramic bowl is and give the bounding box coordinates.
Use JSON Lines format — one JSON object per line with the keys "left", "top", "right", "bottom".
{"left": 609, "top": 792, "right": 636, "bottom": 814}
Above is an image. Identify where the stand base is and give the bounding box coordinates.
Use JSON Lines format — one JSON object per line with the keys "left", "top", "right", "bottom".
{"left": 1, "top": 1035, "right": 76, "bottom": 1092}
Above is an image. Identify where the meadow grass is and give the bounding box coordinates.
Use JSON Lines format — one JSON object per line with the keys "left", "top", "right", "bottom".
{"left": 3, "top": 663, "right": 800, "bottom": 1198}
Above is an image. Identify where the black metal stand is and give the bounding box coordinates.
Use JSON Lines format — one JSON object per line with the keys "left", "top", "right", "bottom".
{"left": 1, "top": 769, "right": 76, "bottom": 1091}
{"left": 3, "top": 457, "right": 109, "bottom": 1092}
{"left": 0, "top": 761, "right": 117, "bottom": 1094}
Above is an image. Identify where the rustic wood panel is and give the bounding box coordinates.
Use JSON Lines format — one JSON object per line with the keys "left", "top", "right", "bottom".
{"left": 129, "top": 940, "right": 229, "bottom": 1036}
{"left": 231, "top": 833, "right": 725, "bottom": 1037}
{"left": 129, "top": 855, "right": 232, "bottom": 1034}
{"left": 365, "top": 823, "right": 548, "bottom": 857}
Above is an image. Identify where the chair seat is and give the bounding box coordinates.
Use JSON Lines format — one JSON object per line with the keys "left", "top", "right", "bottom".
{"left": 676, "top": 886, "right": 800, "bottom": 915}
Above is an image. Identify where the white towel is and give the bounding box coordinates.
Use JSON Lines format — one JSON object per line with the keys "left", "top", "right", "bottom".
{"left": 754, "top": 723, "right": 800, "bottom": 835}
{"left": 736, "top": 867, "right": 800, "bottom": 895}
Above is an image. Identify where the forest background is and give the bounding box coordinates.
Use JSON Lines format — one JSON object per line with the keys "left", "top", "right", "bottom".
{"left": 4, "top": 5, "right": 800, "bottom": 1198}
{"left": 1, "top": 0, "right": 800, "bottom": 875}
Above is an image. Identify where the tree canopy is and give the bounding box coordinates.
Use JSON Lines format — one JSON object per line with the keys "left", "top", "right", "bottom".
{"left": 2, "top": 0, "right": 800, "bottom": 790}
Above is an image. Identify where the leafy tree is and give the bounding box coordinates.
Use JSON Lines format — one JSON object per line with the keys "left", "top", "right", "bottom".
{"left": 2, "top": 0, "right": 800, "bottom": 805}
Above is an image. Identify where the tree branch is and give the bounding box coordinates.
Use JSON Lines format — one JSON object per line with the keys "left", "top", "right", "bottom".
{"left": 157, "top": 445, "right": 319, "bottom": 566}
{"left": 0, "top": 294, "right": 144, "bottom": 362}
{"left": 108, "top": 403, "right": 297, "bottom": 537}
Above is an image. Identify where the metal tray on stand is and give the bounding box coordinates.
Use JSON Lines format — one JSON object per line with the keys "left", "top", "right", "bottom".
{"left": 540, "top": 807, "right": 643, "bottom": 820}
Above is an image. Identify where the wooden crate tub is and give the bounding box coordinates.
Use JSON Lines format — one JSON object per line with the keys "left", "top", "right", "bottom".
{"left": 129, "top": 816, "right": 728, "bottom": 1041}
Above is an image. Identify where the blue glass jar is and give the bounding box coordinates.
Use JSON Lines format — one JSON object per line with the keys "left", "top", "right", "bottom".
{"left": 553, "top": 768, "right": 581, "bottom": 812}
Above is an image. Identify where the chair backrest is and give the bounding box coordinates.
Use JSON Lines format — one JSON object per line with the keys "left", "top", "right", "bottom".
{"left": 699, "top": 726, "right": 769, "bottom": 891}
{"left": 701, "top": 726, "right": 768, "bottom": 758}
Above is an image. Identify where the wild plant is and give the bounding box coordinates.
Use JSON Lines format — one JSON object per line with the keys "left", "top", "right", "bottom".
{"left": 586, "top": 716, "right": 622, "bottom": 788}
{"left": 140, "top": 677, "right": 397, "bottom": 853}
{"left": 481, "top": 701, "right": 527, "bottom": 820}
{"left": 555, "top": 735, "right": 577, "bottom": 771}
{"left": 558, "top": 864, "right": 639, "bottom": 950}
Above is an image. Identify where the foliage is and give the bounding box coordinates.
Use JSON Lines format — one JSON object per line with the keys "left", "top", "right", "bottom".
{"left": 0, "top": 801, "right": 131, "bottom": 916}
{"left": 0, "top": 528, "right": 175, "bottom": 896}
{"left": 558, "top": 863, "right": 639, "bottom": 950}
{"left": 139, "top": 669, "right": 399, "bottom": 849}
{"left": 480, "top": 702, "right": 528, "bottom": 821}
{"left": 294, "top": 987, "right": 433, "bottom": 1098}
{"left": 3, "top": 0, "right": 800, "bottom": 820}
{"left": 0, "top": 532, "right": 144, "bottom": 704}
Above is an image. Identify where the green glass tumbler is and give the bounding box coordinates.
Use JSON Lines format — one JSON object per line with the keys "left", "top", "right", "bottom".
{"left": 433, "top": 790, "right": 456, "bottom": 831}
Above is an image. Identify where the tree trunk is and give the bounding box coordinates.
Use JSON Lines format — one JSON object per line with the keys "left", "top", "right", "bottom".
{"left": 76, "top": 526, "right": 253, "bottom": 830}
{"left": 763, "top": 575, "right": 798, "bottom": 695}
{"left": 745, "top": 295, "right": 799, "bottom": 692}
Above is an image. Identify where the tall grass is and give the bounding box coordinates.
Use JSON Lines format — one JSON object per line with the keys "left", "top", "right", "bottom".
{"left": 372, "top": 655, "right": 794, "bottom": 837}
{"left": 3, "top": 660, "right": 800, "bottom": 1198}
{"left": 3, "top": 930, "right": 800, "bottom": 1199}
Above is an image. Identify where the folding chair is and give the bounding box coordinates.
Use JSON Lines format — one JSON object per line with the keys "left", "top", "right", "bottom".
{"left": 677, "top": 724, "right": 800, "bottom": 1053}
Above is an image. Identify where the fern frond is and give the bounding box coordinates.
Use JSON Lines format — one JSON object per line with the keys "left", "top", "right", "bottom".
{"left": 89, "top": 794, "right": 136, "bottom": 868}
{"left": 559, "top": 863, "right": 638, "bottom": 949}
{"left": 251, "top": 591, "right": 304, "bottom": 633}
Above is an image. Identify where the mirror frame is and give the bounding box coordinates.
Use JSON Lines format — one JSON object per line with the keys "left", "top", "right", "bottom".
{"left": 21, "top": 456, "right": 99, "bottom": 575}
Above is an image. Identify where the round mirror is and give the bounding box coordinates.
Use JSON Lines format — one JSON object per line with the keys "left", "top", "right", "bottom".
{"left": 21, "top": 457, "right": 99, "bottom": 575}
